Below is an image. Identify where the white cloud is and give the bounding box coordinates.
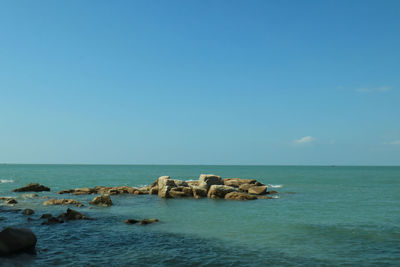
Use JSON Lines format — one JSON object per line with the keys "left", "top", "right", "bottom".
{"left": 294, "top": 136, "right": 315, "bottom": 144}
{"left": 356, "top": 86, "right": 392, "bottom": 93}
{"left": 384, "top": 140, "right": 400, "bottom": 145}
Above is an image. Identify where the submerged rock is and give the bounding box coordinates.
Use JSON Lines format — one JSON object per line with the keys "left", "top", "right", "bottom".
{"left": 124, "top": 219, "right": 138, "bottom": 224}
{"left": 0, "top": 227, "right": 37, "bottom": 256}
{"left": 224, "top": 192, "right": 257, "bottom": 201}
{"left": 22, "top": 209, "right": 35, "bottom": 215}
{"left": 12, "top": 183, "right": 50, "bottom": 192}
{"left": 43, "top": 199, "right": 84, "bottom": 207}
{"left": 207, "top": 185, "right": 236, "bottom": 199}
{"left": 139, "top": 218, "right": 159, "bottom": 225}
{"left": 267, "top": 190, "right": 278, "bottom": 195}
{"left": 89, "top": 195, "right": 113, "bottom": 206}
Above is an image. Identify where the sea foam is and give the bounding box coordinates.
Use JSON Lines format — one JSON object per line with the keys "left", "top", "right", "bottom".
{"left": 268, "top": 184, "right": 283, "bottom": 188}
{"left": 0, "top": 179, "right": 14, "bottom": 183}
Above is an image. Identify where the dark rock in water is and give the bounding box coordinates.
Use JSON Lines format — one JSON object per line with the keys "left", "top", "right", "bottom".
{"left": 6, "top": 198, "right": 18, "bottom": 205}
{"left": 13, "top": 183, "right": 50, "bottom": 192}
{"left": 0, "top": 227, "right": 37, "bottom": 256}
{"left": 89, "top": 195, "right": 113, "bottom": 206}
{"left": 22, "top": 209, "right": 35, "bottom": 215}
{"left": 266, "top": 190, "right": 278, "bottom": 195}
{"left": 224, "top": 192, "right": 257, "bottom": 201}
{"left": 0, "top": 217, "right": 5, "bottom": 221}
{"left": 42, "top": 216, "right": 64, "bottom": 225}
{"left": 248, "top": 186, "right": 267, "bottom": 195}
{"left": 40, "top": 213, "right": 53, "bottom": 219}
{"left": 58, "top": 208, "right": 91, "bottom": 221}
{"left": 139, "top": 219, "right": 159, "bottom": 225}
{"left": 124, "top": 219, "right": 138, "bottom": 224}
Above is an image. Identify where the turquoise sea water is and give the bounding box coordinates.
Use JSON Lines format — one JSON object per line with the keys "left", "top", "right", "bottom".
{"left": 1, "top": 165, "right": 399, "bottom": 266}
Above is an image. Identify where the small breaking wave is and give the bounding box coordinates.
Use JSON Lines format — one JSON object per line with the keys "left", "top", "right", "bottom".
{"left": 268, "top": 184, "right": 283, "bottom": 188}
{"left": 0, "top": 179, "right": 14, "bottom": 183}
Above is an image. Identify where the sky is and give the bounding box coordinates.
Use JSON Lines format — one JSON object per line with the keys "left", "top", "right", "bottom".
{"left": 0, "top": 0, "right": 399, "bottom": 165}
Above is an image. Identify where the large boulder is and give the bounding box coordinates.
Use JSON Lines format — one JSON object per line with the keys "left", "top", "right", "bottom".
{"left": 0, "top": 228, "right": 37, "bottom": 256}
{"left": 169, "top": 187, "right": 193, "bottom": 198}
{"left": 149, "top": 186, "right": 158, "bottom": 195}
{"left": 43, "top": 199, "right": 84, "bottom": 207}
{"left": 207, "top": 185, "right": 236, "bottom": 199}
{"left": 12, "top": 183, "right": 50, "bottom": 192}
{"left": 192, "top": 186, "right": 207, "bottom": 198}
{"left": 238, "top": 183, "right": 254, "bottom": 193}
{"left": 224, "top": 192, "right": 257, "bottom": 201}
{"left": 89, "top": 195, "right": 113, "bottom": 206}
{"left": 223, "top": 178, "right": 258, "bottom": 188}
{"left": 157, "top": 176, "right": 176, "bottom": 198}
{"left": 198, "top": 174, "right": 224, "bottom": 191}
{"left": 248, "top": 186, "right": 268, "bottom": 195}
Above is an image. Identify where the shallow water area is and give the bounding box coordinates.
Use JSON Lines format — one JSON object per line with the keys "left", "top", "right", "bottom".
{"left": 1, "top": 165, "right": 400, "bottom": 266}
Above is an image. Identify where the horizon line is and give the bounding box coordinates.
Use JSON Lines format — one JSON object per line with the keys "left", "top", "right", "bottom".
{"left": 1, "top": 163, "right": 399, "bottom": 167}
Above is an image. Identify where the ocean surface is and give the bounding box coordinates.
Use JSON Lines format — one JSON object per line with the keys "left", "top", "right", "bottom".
{"left": 0, "top": 165, "right": 399, "bottom": 266}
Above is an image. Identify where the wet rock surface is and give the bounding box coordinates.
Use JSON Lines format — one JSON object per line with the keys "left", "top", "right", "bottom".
{"left": 13, "top": 183, "right": 50, "bottom": 192}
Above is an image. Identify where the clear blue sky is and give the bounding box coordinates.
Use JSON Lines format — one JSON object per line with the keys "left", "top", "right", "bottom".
{"left": 1, "top": 0, "right": 399, "bottom": 165}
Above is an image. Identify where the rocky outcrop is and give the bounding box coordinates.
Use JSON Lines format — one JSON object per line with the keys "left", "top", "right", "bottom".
{"left": 248, "top": 186, "right": 267, "bottom": 195}
{"left": 58, "top": 186, "right": 140, "bottom": 195}
{"left": 22, "top": 209, "right": 35, "bottom": 215}
{"left": 224, "top": 192, "right": 257, "bottom": 201}
{"left": 12, "top": 183, "right": 50, "bottom": 192}
{"left": 198, "top": 174, "right": 224, "bottom": 190}
{"left": 89, "top": 195, "right": 113, "bottom": 206}
{"left": 43, "top": 199, "right": 84, "bottom": 207}
{"left": 207, "top": 185, "right": 236, "bottom": 199}
{"left": 0, "top": 227, "right": 37, "bottom": 256}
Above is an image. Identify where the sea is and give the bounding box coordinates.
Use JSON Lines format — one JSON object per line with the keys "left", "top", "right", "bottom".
{"left": 1, "top": 164, "right": 399, "bottom": 266}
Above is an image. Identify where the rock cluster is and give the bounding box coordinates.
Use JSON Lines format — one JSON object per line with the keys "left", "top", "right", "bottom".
{"left": 12, "top": 183, "right": 50, "bottom": 192}
{"left": 58, "top": 186, "right": 149, "bottom": 195}
{"left": 41, "top": 208, "right": 91, "bottom": 225}
{"left": 146, "top": 174, "right": 275, "bottom": 201}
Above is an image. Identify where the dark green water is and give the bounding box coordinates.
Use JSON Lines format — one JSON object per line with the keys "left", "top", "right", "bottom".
{"left": 1, "top": 165, "right": 399, "bottom": 266}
